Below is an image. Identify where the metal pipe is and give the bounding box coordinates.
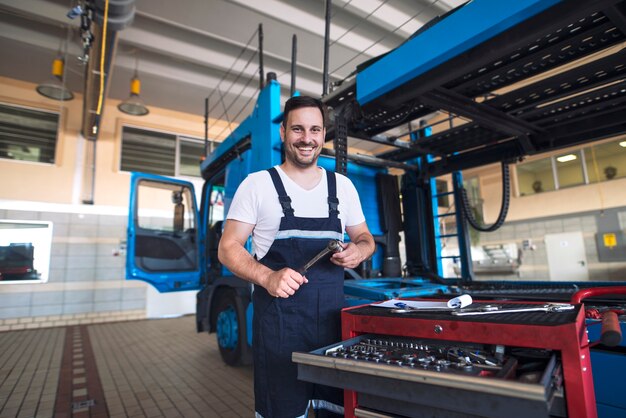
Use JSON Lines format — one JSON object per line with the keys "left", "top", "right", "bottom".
{"left": 291, "top": 34, "right": 297, "bottom": 97}
{"left": 204, "top": 97, "right": 209, "bottom": 156}
{"left": 321, "top": 148, "right": 416, "bottom": 171}
{"left": 81, "top": 138, "right": 96, "bottom": 205}
{"left": 78, "top": 0, "right": 136, "bottom": 204}
{"left": 322, "top": 0, "right": 331, "bottom": 96}
{"left": 258, "top": 23, "right": 264, "bottom": 90}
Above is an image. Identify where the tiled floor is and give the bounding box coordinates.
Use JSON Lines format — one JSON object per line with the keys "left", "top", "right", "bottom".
{"left": 0, "top": 316, "right": 255, "bottom": 417}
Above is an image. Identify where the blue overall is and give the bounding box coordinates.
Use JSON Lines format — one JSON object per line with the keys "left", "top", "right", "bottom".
{"left": 253, "top": 167, "right": 344, "bottom": 418}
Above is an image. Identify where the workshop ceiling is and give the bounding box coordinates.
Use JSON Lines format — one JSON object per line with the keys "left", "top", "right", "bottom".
{"left": 0, "top": 0, "right": 465, "bottom": 140}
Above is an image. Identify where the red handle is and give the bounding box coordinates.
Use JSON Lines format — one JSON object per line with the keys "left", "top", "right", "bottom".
{"left": 571, "top": 286, "right": 626, "bottom": 347}
{"left": 570, "top": 286, "right": 626, "bottom": 304}
{"left": 601, "top": 311, "right": 622, "bottom": 347}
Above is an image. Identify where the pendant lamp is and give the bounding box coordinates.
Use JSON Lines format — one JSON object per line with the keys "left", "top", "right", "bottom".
{"left": 118, "top": 67, "right": 149, "bottom": 116}
{"left": 36, "top": 57, "right": 74, "bottom": 101}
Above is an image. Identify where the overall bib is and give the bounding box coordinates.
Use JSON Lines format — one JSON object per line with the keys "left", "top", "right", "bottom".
{"left": 253, "top": 167, "right": 344, "bottom": 418}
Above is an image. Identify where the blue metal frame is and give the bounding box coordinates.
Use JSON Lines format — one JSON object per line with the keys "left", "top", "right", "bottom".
{"left": 450, "top": 171, "right": 472, "bottom": 280}
{"left": 343, "top": 278, "right": 449, "bottom": 301}
{"left": 430, "top": 168, "right": 444, "bottom": 277}
{"left": 356, "top": 0, "right": 562, "bottom": 104}
{"left": 200, "top": 80, "right": 282, "bottom": 171}
{"left": 203, "top": 79, "right": 283, "bottom": 219}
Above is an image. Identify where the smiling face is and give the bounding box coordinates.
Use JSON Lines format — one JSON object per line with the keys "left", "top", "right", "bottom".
{"left": 280, "top": 106, "right": 325, "bottom": 169}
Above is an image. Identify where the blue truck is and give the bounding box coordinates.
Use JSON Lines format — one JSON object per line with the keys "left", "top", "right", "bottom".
{"left": 126, "top": 79, "right": 449, "bottom": 366}
{"left": 126, "top": 0, "right": 626, "bottom": 415}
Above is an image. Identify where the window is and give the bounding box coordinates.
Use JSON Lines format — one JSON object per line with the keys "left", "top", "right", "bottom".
{"left": 517, "top": 137, "right": 626, "bottom": 195}
{"left": 517, "top": 158, "right": 555, "bottom": 195}
{"left": 179, "top": 138, "right": 204, "bottom": 177}
{"left": 134, "top": 179, "right": 197, "bottom": 273}
{"left": 0, "top": 103, "right": 59, "bottom": 164}
{"left": 121, "top": 127, "right": 175, "bottom": 175}
{"left": 585, "top": 140, "right": 626, "bottom": 182}
{"left": 0, "top": 220, "right": 53, "bottom": 284}
{"left": 121, "top": 126, "right": 213, "bottom": 177}
{"left": 136, "top": 180, "right": 195, "bottom": 232}
{"left": 554, "top": 150, "right": 585, "bottom": 189}
{"left": 208, "top": 185, "right": 225, "bottom": 227}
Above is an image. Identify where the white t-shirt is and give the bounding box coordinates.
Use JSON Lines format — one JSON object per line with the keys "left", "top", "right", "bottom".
{"left": 226, "top": 166, "right": 366, "bottom": 259}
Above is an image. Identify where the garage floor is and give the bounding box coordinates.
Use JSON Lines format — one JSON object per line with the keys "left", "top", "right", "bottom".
{"left": 0, "top": 316, "right": 255, "bottom": 417}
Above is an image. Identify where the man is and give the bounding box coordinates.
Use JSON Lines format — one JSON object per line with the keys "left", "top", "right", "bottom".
{"left": 218, "top": 95, "right": 375, "bottom": 418}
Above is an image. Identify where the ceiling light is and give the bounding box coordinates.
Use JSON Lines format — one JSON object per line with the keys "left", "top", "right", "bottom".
{"left": 619, "top": 141, "right": 626, "bottom": 148}
{"left": 118, "top": 71, "right": 149, "bottom": 116}
{"left": 556, "top": 154, "right": 577, "bottom": 163}
{"left": 36, "top": 57, "right": 74, "bottom": 101}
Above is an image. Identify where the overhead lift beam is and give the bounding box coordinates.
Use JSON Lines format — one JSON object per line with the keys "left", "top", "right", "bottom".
{"left": 324, "top": 0, "right": 626, "bottom": 177}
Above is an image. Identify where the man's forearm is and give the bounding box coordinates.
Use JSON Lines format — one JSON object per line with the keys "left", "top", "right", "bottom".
{"left": 219, "top": 240, "right": 308, "bottom": 298}
{"left": 353, "top": 233, "right": 376, "bottom": 263}
{"left": 218, "top": 242, "right": 272, "bottom": 288}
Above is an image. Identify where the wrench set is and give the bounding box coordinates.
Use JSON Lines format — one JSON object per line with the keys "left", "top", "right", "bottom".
{"left": 324, "top": 335, "right": 549, "bottom": 381}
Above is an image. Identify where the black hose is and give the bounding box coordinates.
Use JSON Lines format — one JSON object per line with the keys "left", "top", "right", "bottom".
{"left": 460, "top": 162, "right": 510, "bottom": 232}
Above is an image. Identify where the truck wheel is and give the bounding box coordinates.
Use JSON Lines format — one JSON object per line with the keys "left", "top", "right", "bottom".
{"left": 215, "top": 290, "right": 249, "bottom": 366}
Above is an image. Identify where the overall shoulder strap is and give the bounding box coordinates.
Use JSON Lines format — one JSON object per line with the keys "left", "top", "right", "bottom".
{"left": 267, "top": 167, "right": 294, "bottom": 216}
{"left": 326, "top": 170, "right": 340, "bottom": 218}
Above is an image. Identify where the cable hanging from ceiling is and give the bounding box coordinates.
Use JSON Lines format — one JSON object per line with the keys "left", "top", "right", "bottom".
{"left": 208, "top": 64, "right": 260, "bottom": 135}
{"left": 203, "top": 25, "right": 264, "bottom": 139}
{"left": 95, "top": 0, "right": 110, "bottom": 116}
{"left": 329, "top": 0, "right": 389, "bottom": 48}
{"left": 214, "top": 87, "right": 259, "bottom": 139}
{"left": 214, "top": 87, "right": 235, "bottom": 135}
{"left": 331, "top": 0, "right": 442, "bottom": 76}
{"left": 274, "top": 0, "right": 444, "bottom": 94}
{"left": 274, "top": 0, "right": 354, "bottom": 84}
{"left": 207, "top": 47, "right": 260, "bottom": 128}
{"left": 205, "top": 27, "right": 259, "bottom": 116}
{"left": 213, "top": 70, "right": 261, "bottom": 139}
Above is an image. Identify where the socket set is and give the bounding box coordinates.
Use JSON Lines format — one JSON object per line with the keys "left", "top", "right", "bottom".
{"left": 294, "top": 333, "right": 563, "bottom": 418}
{"left": 324, "top": 336, "right": 554, "bottom": 381}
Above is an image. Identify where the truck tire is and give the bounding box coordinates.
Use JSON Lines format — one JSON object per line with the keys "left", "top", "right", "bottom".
{"left": 214, "top": 289, "right": 251, "bottom": 366}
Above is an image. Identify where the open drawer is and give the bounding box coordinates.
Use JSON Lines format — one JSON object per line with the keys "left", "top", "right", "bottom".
{"left": 293, "top": 334, "right": 565, "bottom": 418}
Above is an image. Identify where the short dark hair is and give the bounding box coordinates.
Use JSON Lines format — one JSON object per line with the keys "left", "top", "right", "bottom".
{"left": 282, "top": 96, "right": 326, "bottom": 128}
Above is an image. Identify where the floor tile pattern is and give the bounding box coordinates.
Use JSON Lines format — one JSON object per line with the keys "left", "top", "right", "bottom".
{"left": 0, "top": 316, "right": 255, "bottom": 417}
{"left": 0, "top": 328, "right": 64, "bottom": 418}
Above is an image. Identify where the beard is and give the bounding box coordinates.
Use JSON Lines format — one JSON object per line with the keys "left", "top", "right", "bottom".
{"left": 284, "top": 141, "right": 321, "bottom": 168}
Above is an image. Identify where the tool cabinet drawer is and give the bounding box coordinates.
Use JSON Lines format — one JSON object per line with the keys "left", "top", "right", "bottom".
{"left": 293, "top": 334, "right": 564, "bottom": 418}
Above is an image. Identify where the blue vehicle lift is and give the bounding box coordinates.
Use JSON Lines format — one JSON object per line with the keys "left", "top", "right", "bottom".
{"left": 321, "top": 0, "right": 626, "bottom": 415}
{"left": 325, "top": 0, "right": 626, "bottom": 287}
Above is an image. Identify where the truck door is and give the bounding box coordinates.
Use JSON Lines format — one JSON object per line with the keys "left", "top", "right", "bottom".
{"left": 126, "top": 172, "right": 201, "bottom": 292}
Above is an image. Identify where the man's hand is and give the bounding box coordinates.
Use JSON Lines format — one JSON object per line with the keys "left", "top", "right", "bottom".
{"left": 330, "top": 242, "right": 365, "bottom": 269}
{"left": 264, "top": 268, "right": 308, "bottom": 298}
{"left": 330, "top": 222, "right": 375, "bottom": 269}
{"left": 219, "top": 220, "right": 309, "bottom": 298}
